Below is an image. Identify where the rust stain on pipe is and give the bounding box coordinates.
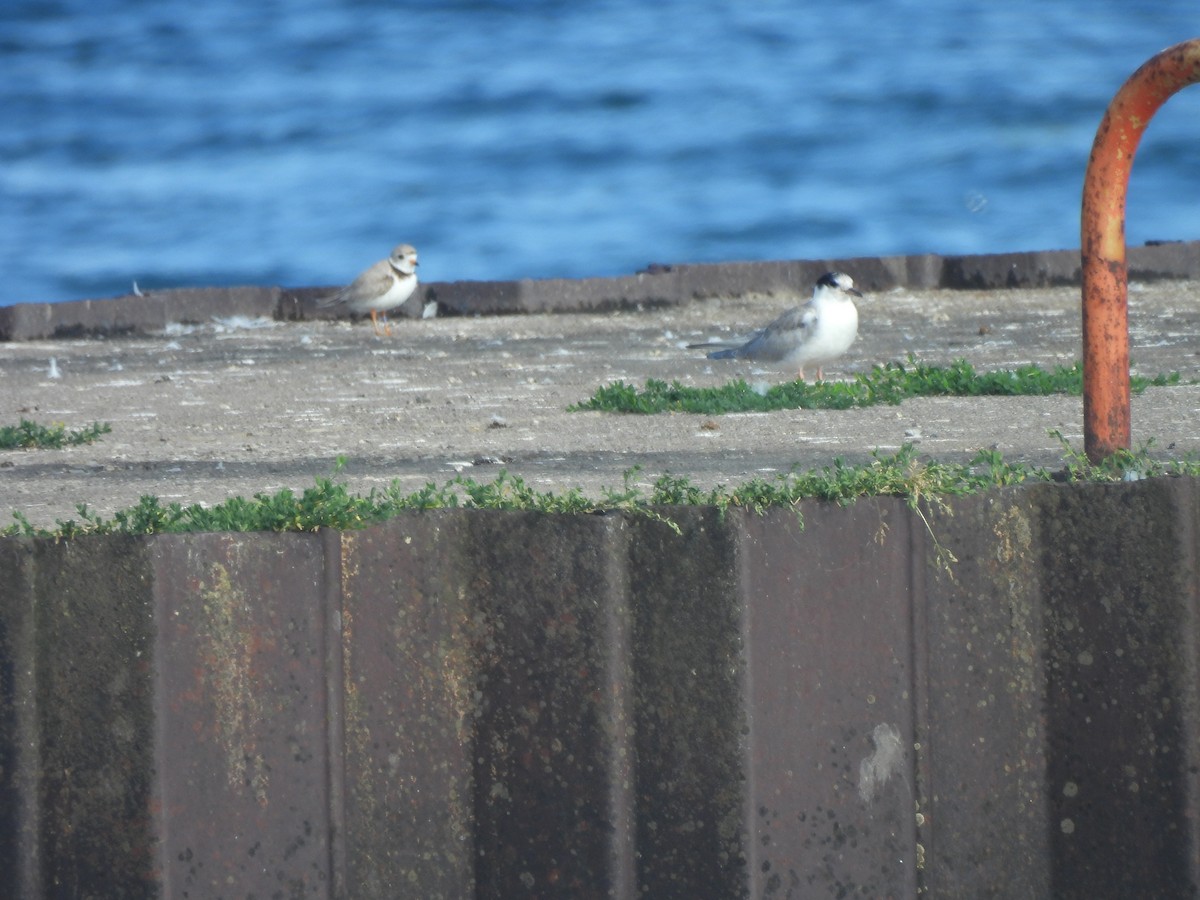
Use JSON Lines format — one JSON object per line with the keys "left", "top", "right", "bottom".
{"left": 1082, "top": 39, "right": 1200, "bottom": 462}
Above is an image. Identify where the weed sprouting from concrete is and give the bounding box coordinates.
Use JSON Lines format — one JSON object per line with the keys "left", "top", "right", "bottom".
{"left": 0, "top": 419, "right": 111, "bottom": 450}
{"left": 5, "top": 436, "right": 1198, "bottom": 539}
{"left": 570, "top": 357, "right": 1182, "bottom": 415}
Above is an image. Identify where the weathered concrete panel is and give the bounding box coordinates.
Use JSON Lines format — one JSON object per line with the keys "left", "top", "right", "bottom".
{"left": 148, "top": 532, "right": 333, "bottom": 899}
{"left": 0, "top": 294, "right": 168, "bottom": 340}
{"left": 627, "top": 508, "right": 747, "bottom": 898}
{"left": 739, "top": 501, "right": 919, "bottom": 899}
{"left": 156, "top": 286, "right": 282, "bottom": 324}
{"left": 29, "top": 536, "right": 159, "bottom": 898}
{"left": 1035, "top": 479, "right": 1200, "bottom": 898}
{"left": 329, "top": 515, "right": 476, "bottom": 899}
{"left": 0, "top": 539, "right": 39, "bottom": 899}
{"left": 920, "top": 490, "right": 1054, "bottom": 897}
{"left": 939, "top": 249, "right": 1082, "bottom": 289}
{"left": 463, "top": 511, "right": 635, "bottom": 900}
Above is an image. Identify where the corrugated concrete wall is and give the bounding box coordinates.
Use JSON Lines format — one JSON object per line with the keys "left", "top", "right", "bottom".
{"left": 2, "top": 478, "right": 1199, "bottom": 898}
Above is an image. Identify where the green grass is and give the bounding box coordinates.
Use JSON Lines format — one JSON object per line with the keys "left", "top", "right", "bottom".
{"left": 2, "top": 466, "right": 665, "bottom": 539}
{"left": 0, "top": 419, "right": 112, "bottom": 450}
{"left": 571, "top": 357, "right": 1182, "bottom": 415}
{"left": 6, "top": 437, "right": 1198, "bottom": 540}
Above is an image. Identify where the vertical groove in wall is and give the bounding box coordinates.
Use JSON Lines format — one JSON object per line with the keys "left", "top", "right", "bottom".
{"left": 321, "top": 528, "right": 348, "bottom": 898}
{"left": 906, "top": 499, "right": 932, "bottom": 897}
{"left": 734, "top": 508, "right": 761, "bottom": 900}
{"left": 601, "top": 514, "right": 637, "bottom": 899}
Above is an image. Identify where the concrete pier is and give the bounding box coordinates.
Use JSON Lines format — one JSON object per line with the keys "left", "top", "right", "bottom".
{"left": 2, "top": 246, "right": 1200, "bottom": 529}
{"left": 3, "top": 248, "right": 1200, "bottom": 896}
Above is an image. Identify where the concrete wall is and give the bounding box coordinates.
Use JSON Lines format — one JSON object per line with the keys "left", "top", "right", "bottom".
{"left": 4, "top": 241, "right": 1200, "bottom": 340}
{"left": 2, "top": 478, "right": 1199, "bottom": 898}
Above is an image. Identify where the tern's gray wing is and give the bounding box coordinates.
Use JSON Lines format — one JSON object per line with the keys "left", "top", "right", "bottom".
{"left": 731, "top": 305, "right": 817, "bottom": 360}
{"left": 686, "top": 338, "right": 744, "bottom": 351}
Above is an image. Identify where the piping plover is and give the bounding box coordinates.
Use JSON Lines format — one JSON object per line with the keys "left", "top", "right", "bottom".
{"left": 319, "top": 243, "right": 419, "bottom": 336}
{"left": 689, "top": 271, "right": 861, "bottom": 380}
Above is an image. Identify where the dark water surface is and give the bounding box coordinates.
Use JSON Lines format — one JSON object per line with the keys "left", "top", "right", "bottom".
{"left": 2, "top": 0, "right": 1198, "bottom": 303}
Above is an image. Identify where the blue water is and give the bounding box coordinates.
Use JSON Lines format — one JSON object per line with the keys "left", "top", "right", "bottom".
{"left": 2, "top": 0, "right": 1199, "bottom": 305}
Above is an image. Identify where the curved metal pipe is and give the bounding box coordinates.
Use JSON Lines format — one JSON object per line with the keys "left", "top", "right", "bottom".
{"left": 1081, "top": 38, "right": 1200, "bottom": 462}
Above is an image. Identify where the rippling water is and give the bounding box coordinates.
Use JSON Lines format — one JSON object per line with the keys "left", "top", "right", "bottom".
{"left": 2, "top": 0, "right": 1198, "bottom": 304}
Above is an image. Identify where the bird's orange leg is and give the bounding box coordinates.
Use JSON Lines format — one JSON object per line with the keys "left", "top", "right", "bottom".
{"left": 369, "top": 311, "right": 391, "bottom": 337}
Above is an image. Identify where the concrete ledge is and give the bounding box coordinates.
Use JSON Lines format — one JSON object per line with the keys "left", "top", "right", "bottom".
{"left": 3, "top": 479, "right": 1200, "bottom": 897}
{"left": 4, "top": 242, "right": 1200, "bottom": 340}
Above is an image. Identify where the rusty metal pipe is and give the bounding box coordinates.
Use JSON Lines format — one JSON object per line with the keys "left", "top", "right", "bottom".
{"left": 1081, "top": 39, "right": 1200, "bottom": 462}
